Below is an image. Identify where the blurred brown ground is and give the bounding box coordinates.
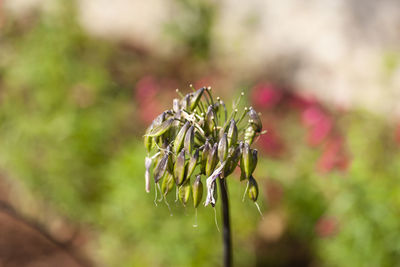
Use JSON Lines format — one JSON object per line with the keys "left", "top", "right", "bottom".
{"left": 0, "top": 177, "right": 92, "bottom": 267}
{"left": 0, "top": 205, "right": 91, "bottom": 267}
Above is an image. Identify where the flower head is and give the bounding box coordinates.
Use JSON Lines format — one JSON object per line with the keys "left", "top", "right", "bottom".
{"left": 144, "top": 86, "right": 263, "bottom": 208}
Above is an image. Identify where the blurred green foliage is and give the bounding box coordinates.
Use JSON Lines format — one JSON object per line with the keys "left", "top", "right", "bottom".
{"left": 1, "top": 2, "right": 400, "bottom": 267}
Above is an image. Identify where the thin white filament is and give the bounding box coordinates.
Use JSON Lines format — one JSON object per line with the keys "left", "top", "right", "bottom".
{"left": 163, "top": 197, "right": 173, "bottom": 216}
{"left": 254, "top": 202, "right": 263, "bottom": 218}
{"left": 242, "top": 181, "right": 249, "bottom": 202}
{"left": 213, "top": 207, "right": 220, "bottom": 233}
{"left": 154, "top": 184, "right": 158, "bottom": 206}
{"left": 193, "top": 208, "right": 198, "bottom": 228}
{"left": 157, "top": 183, "right": 163, "bottom": 202}
{"left": 175, "top": 186, "right": 179, "bottom": 202}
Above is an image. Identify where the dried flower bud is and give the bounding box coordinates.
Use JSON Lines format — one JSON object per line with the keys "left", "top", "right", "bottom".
{"left": 192, "top": 175, "right": 203, "bottom": 208}
{"left": 187, "top": 149, "right": 199, "bottom": 179}
{"left": 244, "top": 125, "right": 256, "bottom": 145}
{"left": 146, "top": 118, "right": 174, "bottom": 137}
{"left": 174, "top": 150, "right": 187, "bottom": 185}
{"left": 154, "top": 153, "right": 169, "bottom": 183}
{"left": 218, "top": 133, "right": 228, "bottom": 162}
{"left": 248, "top": 107, "right": 262, "bottom": 132}
{"left": 161, "top": 171, "right": 175, "bottom": 196}
{"left": 206, "top": 143, "right": 218, "bottom": 177}
{"left": 179, "top": 180, "right": 191, "bottom": 206}
{"left": 201, "top": 141, "right": 211, "bottom": 175}
{"left": 184, "top": 125, "right": 195, "bottom": 154}
{"left": 174, "top": 121, "right": 190, "bottom": 153}
{"left": 190, "top": 87, "right": 205, "bottom": 110}
{"left": 248, "top": 175, "right": 259, "bottom": 201}
{"left": 227, "top": 119, "right": 238, "bottom": 148}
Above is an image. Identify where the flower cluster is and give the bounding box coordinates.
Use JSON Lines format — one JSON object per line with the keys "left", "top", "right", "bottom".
{"left": 144, "top": 86, "right": 263, "bottom": 208}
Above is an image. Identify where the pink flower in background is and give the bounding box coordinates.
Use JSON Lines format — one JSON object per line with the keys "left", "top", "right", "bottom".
{"left": 302, "top": 106, "right": 333, "bottom": 146}
{"left": 258, "top": 125, "right": 285, "bottom": 157}
{"left": 317, "top": 136, "right": 350, "bottom": 173}
{"left": 315, "top": 216, "right": 338, "bottom": 238}
{"left": 135, "top": 76, "right": 162, "bottom": 124}
{"left": 395, "top": 123, "right": 400, "bottom": 145}
{"left": 251, "top": 83, "right": 283, "bottom": 109}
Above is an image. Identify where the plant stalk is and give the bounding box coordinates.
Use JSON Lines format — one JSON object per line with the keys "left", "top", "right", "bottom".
{"left": 219, "top": 177, "right": 232, "bottom": 267}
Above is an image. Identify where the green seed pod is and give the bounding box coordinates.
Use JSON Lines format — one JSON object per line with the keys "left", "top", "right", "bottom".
{"left": 187, "top": 149, "right": 199, "bottom": 179}
{"left": 205, "top": 106, "right": 216, "bottom": 135}
{"left": 161, "top": 171, "right": 175, "bottom": 196}
{"left": 201, "top": 141, "right": 211, "bottom": 175}
{"left": 248, "top": 175, "right": 259, "bottom": 201}
{"left": 190, "top": 87, "right": 204, "bottom": 110}
{"left": 154, "top": 153, "right": 169, "bottom": 183}
{"left": 174, "top": 150, "right": 187, "bottom": 185}
{"left": 227, "top": 119, "right": 238, "bottom": 148}
{"left": 240, "top": 158, "right": 246, "bottom": 181}
{"left": 206, "top": 143, "right": 218, "bottom": 177}
{"left": 218, "top": 133, "right": 228, "bottom": 162}
{"left": 174, "top": 121, "right": 190, "bottom": 153}
{"left": 192, "top": 175, "right": 203, "bottom": 208}
{"left": 244, "top": 125, "right": 256, "bottom": 145}
{"left": 248, "top": 107, "right": 262, "bottom": 132}
{"left": 146, "top": 118, "right": 174, "bottom": 137}
{"left": 223, "top": 146, "right": 241, "bottom": 177}
{"left": 184, "top": 125, "right": 195, "bottom": 154}
{"left": 242, "top": 142, "right": 251, "bottom": 179}
{"left": 179, "top": 179, "right": 191, "bottom": 206}
{"left": 144, "top": 134, "right": 153, "bottom": 153}
{"left": 250, "top": 149, "right": 258, "bottom": 175}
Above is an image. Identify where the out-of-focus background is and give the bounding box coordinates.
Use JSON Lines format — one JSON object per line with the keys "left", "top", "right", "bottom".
{"left": 1, "top": 0, "right": 400, "bottom": 266}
